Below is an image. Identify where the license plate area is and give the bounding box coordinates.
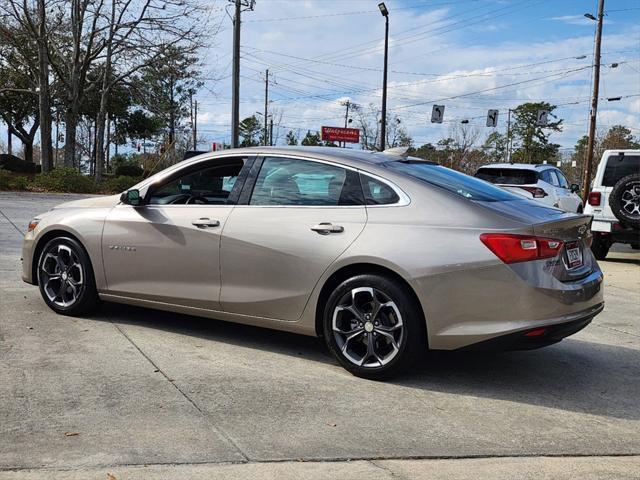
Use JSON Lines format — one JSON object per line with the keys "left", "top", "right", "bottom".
{"left": 565, "top": 241, "right": 583, "bottom": 269}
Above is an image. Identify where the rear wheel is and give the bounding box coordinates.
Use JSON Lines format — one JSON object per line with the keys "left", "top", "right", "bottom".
{"left": 591, "top": 234, "right": 610, "bottom": 261}
{"left": 37, "top": 237, "right": 99, "bottom": 316}
{"left": 323, "top": 274, "right": 424, "bottom": 380}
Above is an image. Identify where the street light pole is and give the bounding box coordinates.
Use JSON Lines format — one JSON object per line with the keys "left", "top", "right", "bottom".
{"left": 581, "top": 0, "right": 605, "bottom": 204}
{"left": 378, "top": 2, "right": 389, "bottom": 151}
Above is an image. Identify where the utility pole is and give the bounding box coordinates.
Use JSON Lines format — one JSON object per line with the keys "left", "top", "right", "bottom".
{"left": 342, "top": 100, "right": 350, "bottom": 148}
{"left": 582, "top": 0, "right": 605, "bottom": 204}
{"left": 505, "top": 108, "right": 512, "bottom": 162}
{"left": 229, "top": 1, "right": 255, "bottom": 148}
{"left": 263, "top": 68, "right": 269, "bottom": 146}
{"left": 379, "top": 3, "right": 389, "bottom": 151}
{"left": 231, "top": 0, "right": 242, "bottom": 148}
{"left": 269, "top": 117, "right": 274, "bottom": 146}
{"left": 193, "top": 100, "right": 198, "bottom": 150}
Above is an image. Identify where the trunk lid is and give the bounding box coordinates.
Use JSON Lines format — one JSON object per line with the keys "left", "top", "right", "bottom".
{"left": 533, "top": 215, "right": 595, "bottom": 282}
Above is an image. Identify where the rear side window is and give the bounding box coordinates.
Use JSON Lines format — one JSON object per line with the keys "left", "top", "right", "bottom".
{"left": 250, "top": 157, "right": 364, "bottom": 206}
{"left": 602, "top": 155, "right": 640, "bottom": 186}
{"left": 388, "top": 162, "right": 519, "bottom": 202}
{"left": 360, "top": 174, "right": 400, "bottom": 205}
{"left": 475, "top": 168, "right": 537, "bottom": 185}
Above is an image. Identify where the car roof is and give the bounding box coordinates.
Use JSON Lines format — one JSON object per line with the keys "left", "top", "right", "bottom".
{"left": 199, "top": 146, "right": 410, "bottom": 169}
{"left": 479, "top": 162, "right": 553, "bottom": 170}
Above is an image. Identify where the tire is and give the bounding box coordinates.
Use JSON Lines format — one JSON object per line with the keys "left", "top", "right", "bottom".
{"left": 609, "top": 173, "right": 640, "bottom": 229}
{"left": 577, "top": 204, "right": 584, "bottom": 214}
{"left": 322, "top": 274, "right": 425, "bottom": 380}
{"left": 590, "top": 234, "right": 610, "bottom": 261}
{"left": 37, "top": 236, "right": 99, "bottom": 316}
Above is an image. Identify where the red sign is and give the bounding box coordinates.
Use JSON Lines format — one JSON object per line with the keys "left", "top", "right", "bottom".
{"left": 321, "top": 126, "right": 360, "bottom": 143}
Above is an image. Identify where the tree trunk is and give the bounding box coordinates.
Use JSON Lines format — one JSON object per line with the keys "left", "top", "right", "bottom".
{"left": 24, "top": 142, "right": 34, "bottom": 164}
{"left": 63, "top": 105, "right": 78, "bottom": 168}
{"left": 169, "top": 76, "right": 175, "bottom": 146}
{"left": 94, "top": 0, "right": 115, "bottom": 182}
{"left": 7, "top": 126, "right": 11, "bottom": 157}
{"left": 37, "top": 0, "right": 53, "bottom": 172}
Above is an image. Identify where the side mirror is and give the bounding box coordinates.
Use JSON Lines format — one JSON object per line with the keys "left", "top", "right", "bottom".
{"left": 570, "top": 183, "right": 580, "bottom": 194}
{"left": 120, "top": 189, "right": 142, "bottom": 206}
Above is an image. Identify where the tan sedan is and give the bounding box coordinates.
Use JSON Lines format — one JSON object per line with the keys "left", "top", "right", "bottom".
{"left": 22, "top": 147, "right": 604, "bottom": 379}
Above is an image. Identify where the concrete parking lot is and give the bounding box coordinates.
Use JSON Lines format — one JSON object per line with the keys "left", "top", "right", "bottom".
{"left": 1, "top": 192, "right": 639, "bottom": 479}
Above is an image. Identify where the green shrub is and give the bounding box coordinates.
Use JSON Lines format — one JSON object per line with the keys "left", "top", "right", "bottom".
{"left": 115, "top": 164, "right": 144, "bottom": 177}
{"left": 0, "top": 169, "right": 11, "bottom": 190}
{"left": 0, "top": 169, "right": 32, "bottom": 191}
{"left": 101, "top": 175, "right": 141, "bottom": 194}
{"left": 10, "top": 175, "right": 30, "bottom": 191}
{"left": 33, "top": 167, "right": 97, "bottom": 193}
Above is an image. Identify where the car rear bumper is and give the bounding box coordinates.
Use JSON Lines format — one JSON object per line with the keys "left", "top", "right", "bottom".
{"left": 592, "top": 223, "right": 640, "bottom": 244}
{"left": 459, "top": 302, "right": 604, "bottom": 351}
{"left": 416, "top": 260, "right": 604, "bottom": 351}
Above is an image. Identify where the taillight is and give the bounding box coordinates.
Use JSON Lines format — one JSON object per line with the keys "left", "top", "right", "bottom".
{"left": 480, "top": 233, "right": 564, "bottom": 264}
{"left": 588, "top": 191, "right": 601, "bottom": 206}
{"left": 518, "top": 186, "right": 548, "bottom": 198}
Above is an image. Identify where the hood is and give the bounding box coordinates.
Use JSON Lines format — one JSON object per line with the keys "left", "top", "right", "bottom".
{"left": 52, "top": 194, "right": 121, "bottom": 210}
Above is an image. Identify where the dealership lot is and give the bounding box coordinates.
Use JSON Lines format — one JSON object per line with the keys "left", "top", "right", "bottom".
{"left": 1, "top": 192, "right": 639, "bottom": 478}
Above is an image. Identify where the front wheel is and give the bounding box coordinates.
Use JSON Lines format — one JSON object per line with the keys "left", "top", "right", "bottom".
{"left": 37, "top": 237, "right": 99, "bottom": 316}
{"left": 323, "top": 274, "right": 425, "bottom": 380}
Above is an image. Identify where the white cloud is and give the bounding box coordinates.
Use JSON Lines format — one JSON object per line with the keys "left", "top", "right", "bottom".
{"left": 194, "top": 1, "right": 639, "bottom": 148}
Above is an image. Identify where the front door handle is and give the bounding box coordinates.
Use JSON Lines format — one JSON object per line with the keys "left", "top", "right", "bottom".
{"left": 311, "top": 222, "right": 344, "bottom": 235}
{"left": 192, "top": 218, "right": 220, "bottom": 228}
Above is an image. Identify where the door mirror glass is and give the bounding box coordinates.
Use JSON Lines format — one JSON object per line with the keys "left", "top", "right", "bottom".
{"left": 121, "top": 189, "right": 142, "bottom": 206}
{"left": 570, "top": 183, "right": 580, "bottom": 194}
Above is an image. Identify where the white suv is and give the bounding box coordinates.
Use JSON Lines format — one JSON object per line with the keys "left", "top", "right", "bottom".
{"left": 475, "top": 163, "right": 583, "bottom": 213}
{"left": 583, "top": 149, "right": 640, "bottom": 259}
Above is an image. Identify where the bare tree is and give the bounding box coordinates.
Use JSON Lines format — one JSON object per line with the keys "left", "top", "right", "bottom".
{"left": 0, "top": 0, "right": 57, "bottom": 170}
{"left": 93, "top": 0, "right": 206, "bottom": 180}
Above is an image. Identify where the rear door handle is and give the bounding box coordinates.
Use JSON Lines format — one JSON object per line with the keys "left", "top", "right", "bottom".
{"left": 192, "top": 218, "right": 220, "bottom": 228}
{"left": 311, "top": 222, "right": 344, "bottom": 235}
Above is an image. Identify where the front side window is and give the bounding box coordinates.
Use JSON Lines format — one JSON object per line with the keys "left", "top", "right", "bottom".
{"left": 149, "top": 160, "right": 244, "bottom": 205}
{"left": 250, "top": 157, "right": 363, "bottom": 206}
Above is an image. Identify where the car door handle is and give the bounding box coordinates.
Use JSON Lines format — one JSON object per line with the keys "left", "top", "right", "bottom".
{"left": 192, "top": 218, "right": 220, "bottom": 228}
{"left": 311, "top": 222, "right": 344, "bottom": 235}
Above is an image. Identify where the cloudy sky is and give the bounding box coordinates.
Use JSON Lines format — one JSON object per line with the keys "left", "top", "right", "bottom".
{"left": 197, "top": 0, "right": 640, "bottom": 151}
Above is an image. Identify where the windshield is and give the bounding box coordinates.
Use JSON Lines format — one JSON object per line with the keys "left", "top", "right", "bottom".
{"left": 602, "top": 154, "right": 640, "bottom": 187}
{"left": 475, "top": 167, "right": 538, "bottom": 185}
{"left": 387, "top": 162, "right": 521, "bottom": 202}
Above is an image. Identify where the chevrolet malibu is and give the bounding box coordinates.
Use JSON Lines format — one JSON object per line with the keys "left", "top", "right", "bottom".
{"left": 22, "top": 147, "right": 604, "bottom": 379}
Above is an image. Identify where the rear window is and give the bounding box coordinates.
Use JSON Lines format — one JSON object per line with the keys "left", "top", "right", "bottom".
{"left": 602, "top": 154, "right": 640, "bottom": 186}
{"left": 387, "top": 162, "right": 519, "bottom": 202}
{"left": 475, "top": 167, "right": 538, "bottom": 185}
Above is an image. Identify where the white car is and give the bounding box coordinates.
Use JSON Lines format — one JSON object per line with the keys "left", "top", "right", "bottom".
{"left": 475, "top": 163, "right": 583, "bottom": 213}
{"left": 583, "top": 149, "right": 640, "bottom": 259}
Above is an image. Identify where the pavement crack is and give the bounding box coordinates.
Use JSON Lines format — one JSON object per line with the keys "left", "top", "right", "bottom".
{"left": 0, "top": 208, "right": 24, "bottom": 235}
{"left": 107, "top": 319, "right": 250, "bottom": 462}
{"left": 369, "top": 459, "right": 407, "bottom": 479}
{"left": 593, "top": 323, "right": 640, "bottom": 338}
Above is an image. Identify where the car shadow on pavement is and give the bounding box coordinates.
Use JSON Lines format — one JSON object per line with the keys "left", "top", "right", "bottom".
{"left": 602, "top": 257, "right": 640, "bottom": 266}
{"left": 98, "top": 302, "right": 640, "bottom": 422}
